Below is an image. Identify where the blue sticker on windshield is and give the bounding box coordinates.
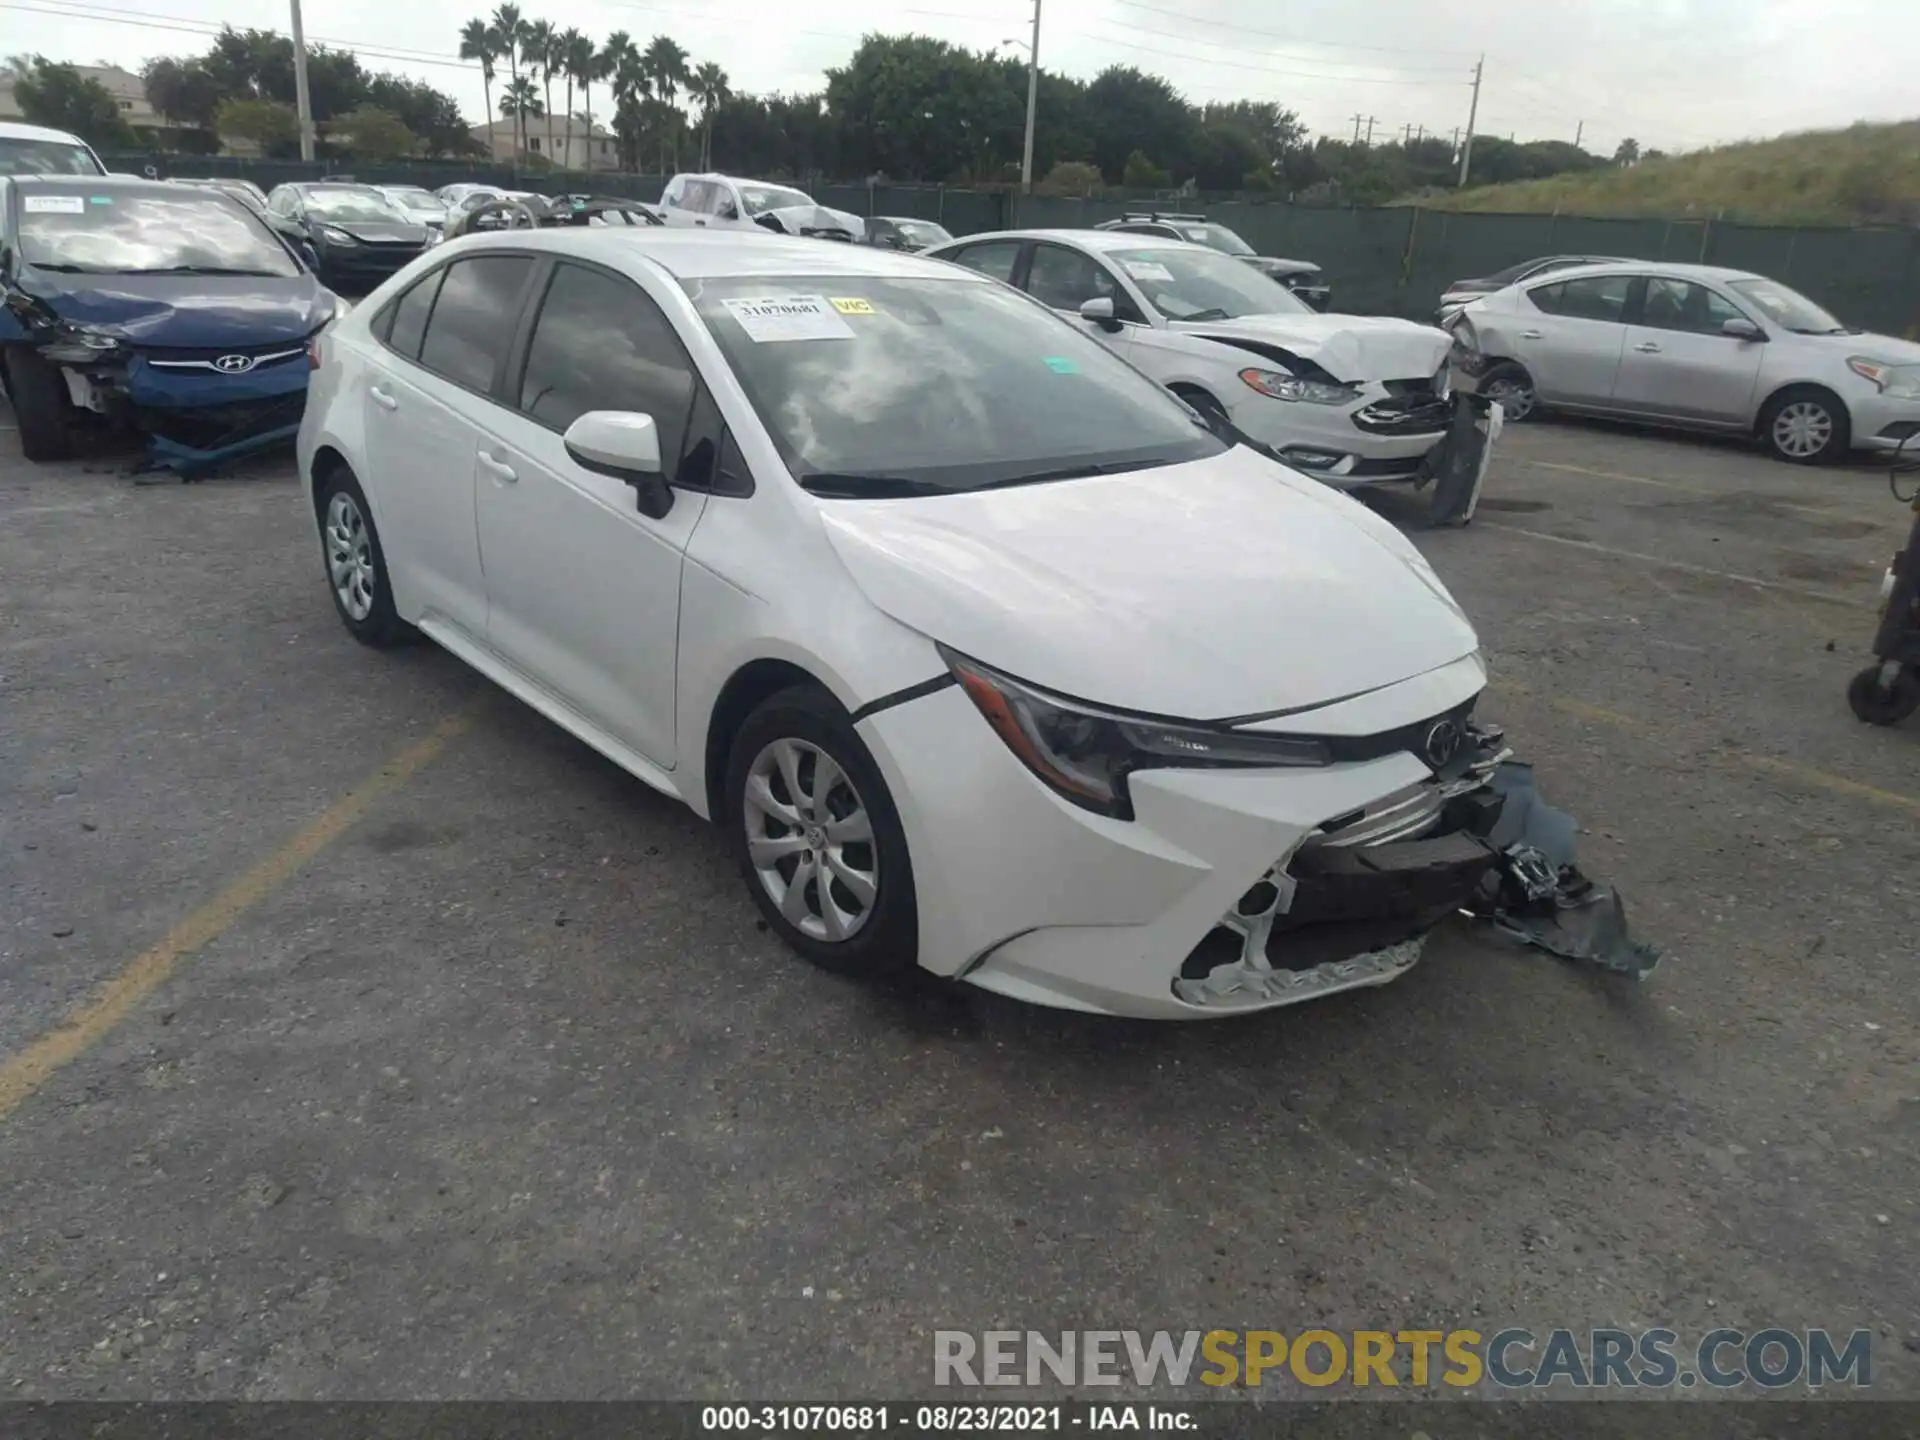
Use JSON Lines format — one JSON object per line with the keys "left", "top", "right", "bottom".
{"left": 1043, "top": 355, "right": 1079, "bottom": 374}
{"left": 90, "top": 196, "right": 113, "bottom": 205}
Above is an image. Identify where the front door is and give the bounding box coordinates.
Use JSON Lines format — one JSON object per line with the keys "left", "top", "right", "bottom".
{"left": 1610, "top": 276, "right": 1767, "bottom": 424}
{"left": 471, "top": 259, "right": 709, "bottom": 767}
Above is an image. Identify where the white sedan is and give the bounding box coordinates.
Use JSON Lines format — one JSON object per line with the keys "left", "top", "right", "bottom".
{"left": 926, "top": 228, "right": 1490, "bottom": 490}
{"left": 299, "top": 227, "right": 1510, "bottom": 1019}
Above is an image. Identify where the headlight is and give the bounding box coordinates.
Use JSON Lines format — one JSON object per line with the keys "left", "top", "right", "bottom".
{"left": 320, "top": 225, "right": 357, "bottom": 245}
{"left": 40, "top": 324, "right": 125, "bottom": 364}
{"left": 1848, "top": 356, "right": 1920, "bottom": 399}
{"left": 1239, "top": 366, "right": 1357, "bottom": 406}
{"left": 944, "top": 647, "right": 1331, "bottom": 819}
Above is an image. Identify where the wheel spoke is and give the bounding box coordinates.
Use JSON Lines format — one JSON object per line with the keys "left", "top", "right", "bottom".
{"left": 748, "top": 833, "right": 807, "bottom": 867}
{"left": 824, "top": 850, "right": 876, "bottom": 908}
{"left": 774, "top": 741, "right": 808, "bottom": 814}
{"left": 808, "top": 750, "right": 845, "bottom": 811}
{"left": 779, "top": 858, "right": 816, "bottom": 924}
{"left": 824, "top": 808, "right": 872, "bottom": 844}
{"left": 743, "top": 774, "right": 800, "bottom": 827}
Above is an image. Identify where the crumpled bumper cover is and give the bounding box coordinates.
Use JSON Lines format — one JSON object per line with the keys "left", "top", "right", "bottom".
{"left": 78, "top": 350, "right": 311, "bottom": 474}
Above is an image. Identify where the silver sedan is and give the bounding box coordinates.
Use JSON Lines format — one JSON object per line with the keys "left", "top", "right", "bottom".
{"left": 1449, "top": 261, "right": 1920, "bottom": 463}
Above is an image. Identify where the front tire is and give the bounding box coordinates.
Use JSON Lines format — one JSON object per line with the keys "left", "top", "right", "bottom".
{"left": 1761, "top": 387, "right": 1849, "bottom": 464}
{"left": 2, "top": 345, "right": 78, "bottom": 463}
{"left": 315, "top": 465, "right": 413, "bottom": 647}
{"left": 1478, "top": 362, "right": 1538, "bottom": 422}
{"left": 1848, "top": 665, "right": 1920, "bottom": 726}
{"left": 726, "top": 684, "right": 918, "bottom": 977}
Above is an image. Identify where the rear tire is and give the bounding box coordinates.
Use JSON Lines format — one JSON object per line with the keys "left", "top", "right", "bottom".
{"left": 1760, "top": 386, "right": 1849, "bottom": 465}
{"left": 2, "top": 345, "right": 77, "bottom": 463}
{"left": 1478, "top": 362, "right": 1538, "bottom": 422}
{"left": 315, "top": 464, "right": 414, "bottom": 648}
{"left": 726, "top": 684, "right": 918, "bottom": 978}
{"left": 1848, "top": 665, "right": 1920, "bottom": 726}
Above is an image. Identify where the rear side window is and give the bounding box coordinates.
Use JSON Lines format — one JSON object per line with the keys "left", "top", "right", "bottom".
{"left": 945, "top": 240, "right": 1021, "bottom": 283}
{"left": 418, "top": 255, "right": 534, "bottom": 391}
{"left": 1530, "top": 275, "right": 1630, "bottom": 322}
{"left": 516, "top": 261, "right": 696, "bottom": 462}
{"left": 382, "top": 269, "right": 444, "bottom": 360}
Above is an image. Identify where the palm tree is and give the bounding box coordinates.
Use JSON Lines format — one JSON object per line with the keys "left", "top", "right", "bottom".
{"left": 522, "top": 19, "right": 558, "bottom": 165}
{"left": 690, "top": 60, "right": 730, "bottom": 171}
{"left": 498, "top": 73, "right": 543, "bottom": 150}
{"left": 603, "top": 33, "right": 645, "bottom": 172}
{"left": 642, "top": 34, "right": 689, "bottom": 172}
{"left": 458, "top": 19, "right": 498, "bottom": 152}
{"left": 489, "top": 3, "right": 525, "bottom": 153}
{"left": 557, "top": 28, "right": 588, "bottom": 168}
{"left": 576, "top": 34, "right": 607, "bottom": 163}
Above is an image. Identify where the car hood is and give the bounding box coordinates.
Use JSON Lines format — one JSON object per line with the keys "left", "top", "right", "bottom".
{"left": 1804, "top": 329, "right": 1920, "bottom": 364}
{"left": 17, "top": 269, "right": 335, "bottom": 348}
{"left": 1245, "top": 255, "right": 1323, "bottom": 278}
{"left": 817, "top": 444, "right": 1479, "bottom": 719}
{"left": 1172, "top": 312, "right": 1452, "bottom": 383}
{"left": 315, "top": 219, "right": 428, "bottom": 244}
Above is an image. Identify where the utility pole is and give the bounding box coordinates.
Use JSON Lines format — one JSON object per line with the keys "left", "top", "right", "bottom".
{"left": 1363, "top": 115, "right": 1376, "bottom": 146}
{"left": 1019, "top": 0, "right": 1041, "bottom": 193}
{"left": 290, "top": 0, "right": 316, "bottom": 161}
{"left": 1574, "top": 119, "right": 1584, "bottom": 148}
{"left": 1456, "top": 54, "right": 1483, "bottom": 187}
{"left": 1351, "top": 113, "right": 1365, "bottom": 144}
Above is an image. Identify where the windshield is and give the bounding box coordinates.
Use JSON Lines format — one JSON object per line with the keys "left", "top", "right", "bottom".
{"left": 1728, "top": 278, "right": 1851, "bottom": 335}
{"left": 18, "top": 189, "right": 302, "bottom": 276}
{"left": 890, "top": 219, "right": 952, "bottom": 246}
{"left": 0, "top": 137, "right": 104, "bottom": 177}
{"left": 688, "top": 274, "right": 1223, "bottom": 493}
{"left": 384, "top": 187, "right": 446, "bottom": 214}
{"left": 1112, "top": 246, "right": 1309, "bottom": 321}
{"left": 303, "top": 188, "right": 408, "bottom": 222}
{"left": 1174, "top": 222, "right": 1254, "bottom": 257}
{"left": 739, "top": 183, "right": 812, "bottom": 216}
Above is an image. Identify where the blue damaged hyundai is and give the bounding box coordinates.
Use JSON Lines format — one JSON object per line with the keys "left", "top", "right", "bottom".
{"left": 0, "top": 174, "right": 342, "bottom": 469}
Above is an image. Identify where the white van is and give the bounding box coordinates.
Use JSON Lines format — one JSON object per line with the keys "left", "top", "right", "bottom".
{"left": 0, "top": 120, "right": 107, "bottom": 177}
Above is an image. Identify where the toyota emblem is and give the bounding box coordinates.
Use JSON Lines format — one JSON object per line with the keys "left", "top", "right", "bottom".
{"left": 213, "top": 354, "right": 255, "bottom": 374}
{"left": 1422, "top": 718, "right": 1463, "bottom": 769}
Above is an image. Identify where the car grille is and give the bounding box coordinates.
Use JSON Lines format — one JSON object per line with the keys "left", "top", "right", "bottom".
{"left": 142, "top": 340, "right": 310, "bottom": 372}
{"left": 1353, "top": 385, "right": 1453, "bottom": 435}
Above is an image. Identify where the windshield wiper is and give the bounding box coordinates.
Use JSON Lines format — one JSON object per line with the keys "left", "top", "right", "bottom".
{"left": 798, "top": 472, "right": 951, "bottom": 498}
{"left": 972, "top": 458, "right": 1166, "bottom": 491}
{"left": 24, "top": 262, "right": 105, "bottom": 273}
{"left": 137, "top": 266, "right": 279, "bottom": 276}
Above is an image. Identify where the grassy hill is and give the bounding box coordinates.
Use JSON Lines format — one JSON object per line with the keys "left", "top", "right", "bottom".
{"left": 1419, "top": 120, "right": 1920, "bottom": 227}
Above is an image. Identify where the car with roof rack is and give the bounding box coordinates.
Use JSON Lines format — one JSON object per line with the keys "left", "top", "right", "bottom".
{"left": 1096, "top": 211, "right": 1330, "bottom": 310}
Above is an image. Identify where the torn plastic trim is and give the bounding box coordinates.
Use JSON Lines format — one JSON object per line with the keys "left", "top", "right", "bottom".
{"left": 1189, "top": 334, "right": 1346, "bottom": 388}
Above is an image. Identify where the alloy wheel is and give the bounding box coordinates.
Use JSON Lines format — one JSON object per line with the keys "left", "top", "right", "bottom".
{"left": 1483, "top": 375, "right": 1535, "bottom": 421}
{"left": 325, "top": 491, "right": 376, "bottom": 621}
{"left": 1772, "top": 401, "right": 1833, "bottom": 459}
{"left": 742, "top": 737, "right": 879, "bottom": 943}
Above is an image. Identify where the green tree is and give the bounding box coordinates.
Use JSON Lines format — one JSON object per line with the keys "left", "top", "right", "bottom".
{"left": 557, "top": 28, "right": 587, "bottom": 166}
{"left": 1087, "top": 67, "right": 1195, "bottom": 185}
{"left": 1614, "top": 137, "right": 1641, "bottom": 166}
{"left": 524, "top": 18, "right": 558, "bottom": 163}
{"left": 689, "top": 60, "right": 730, "bottom": 170}
{"left": 331, "top": 103, "right": 414, "bottom": 159}
{"left": 490, "top": 3, "right": 527, "bottom": 152}
{"left": 9, "top": 57, "right": 134, "bottom": 148}
{"left": 1121, "top": 147, "right": 1167, "bottom": 189}
{"left": 458, "top": 18, "right": 497, "bottom": 149}
{"left": 141, "top": 56, "right": 222, "bottom": 131}
{"left": 215, "top": 96, "right": 299, "bottom": 153}
{"left": 642, "top": 34, "right": 689, "bottom": 171}
{"left": 567, "top": 32, "right": 600, "bottom": 163}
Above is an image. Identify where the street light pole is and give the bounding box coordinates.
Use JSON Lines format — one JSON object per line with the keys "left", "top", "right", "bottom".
{"left": 1020, "top": 0, "right": 1041, "bottom": 194}
{"left": 290, "top": 0, "right": 316, "bottom": 161}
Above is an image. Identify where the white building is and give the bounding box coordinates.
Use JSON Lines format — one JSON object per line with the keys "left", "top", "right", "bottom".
{"left": 0, "top": 62, "right": 181, "bottom": 132}
{"left": 470, "top": 116, "right": 618, "bottom": 171}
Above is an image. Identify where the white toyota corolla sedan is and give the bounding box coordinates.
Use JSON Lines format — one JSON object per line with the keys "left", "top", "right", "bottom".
{"left": 299, "top": 227, "right": 1511, "bottom": 1019}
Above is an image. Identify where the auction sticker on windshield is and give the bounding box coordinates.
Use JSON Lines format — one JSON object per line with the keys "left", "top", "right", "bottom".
{"left": 23, "top": 195, "right": 86, "bottom": 215}
{"left": 829, "top": 296, "right": 875, "bottom": 315}
{"left": 721, "top": 294, "right": 855, "bottom": 343}
{"left": 1123, "top": 259, "right": 1174, "bottom": 282}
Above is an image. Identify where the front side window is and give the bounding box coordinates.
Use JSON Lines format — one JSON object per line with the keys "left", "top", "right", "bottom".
{"left": 417, "top": 255, "right": 534, "bottom": 390}
{"left": 1025, "top": 244, "right": 1121, "bottom": 311}
{"left": 0, "top": 137, "right": 103, "bottom": 176}
{"left": 738, "top": 182, "right": 810, "bottom": 217}
{"left": 1639, "top": 278, "right": 1748, "bottom": 335}
{"left": 17, "top": 189, "right": 302, "bottom": 276}
{"left": 944, "top": 240, "right": 1021, "bottom": 284}
{"left": 1109, "top": 246, "right": 1308, "bottom": 321}
{"left": 686, "top": 274, "right": 1223, "bottom": 494}
{"left": 517, "top": 262, "right": 696, "bottom": 462}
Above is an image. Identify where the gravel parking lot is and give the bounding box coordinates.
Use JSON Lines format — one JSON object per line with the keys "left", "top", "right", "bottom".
{"left": 2, "top": 403, "right": 1916, "bottom": 1402}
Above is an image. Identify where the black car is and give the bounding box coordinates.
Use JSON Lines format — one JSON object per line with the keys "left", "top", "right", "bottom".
{"left": 264, "top": 182, "right": 432, "bottom": 292}
{"left": 175, "top": 177, "right": 271, "bottom": 217}
{"left": 1437, "top": 255, "right": 1630, "bottom": 318}
{"left": 1096, "top": 212, "right": 1330, "bottom": 309}
{"left": 862, "top": 215, "right": 955, "bottom": 252}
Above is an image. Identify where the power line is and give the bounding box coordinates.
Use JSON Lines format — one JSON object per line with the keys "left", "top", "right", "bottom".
{"left": 15, "top": 0, "right": 476, "bottom": 69}
{"left": 1103, "top": 0, "right": 1479, "bottom": 60}
{"left": 1085, "top": 11, "right": 1469, "bottom": 73}
{"left": 1079, "top": 29, "right": 1477, "bottom": 85}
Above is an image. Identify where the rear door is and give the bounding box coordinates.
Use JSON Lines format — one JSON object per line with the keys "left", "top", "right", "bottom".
{"left": 470, "top": 258, "right": 709, "bottom": 767}
{"left": 1610, "top": 276, "right": 1766, "bottom": 424}
{"left": 1511, "top": 273, "right": 1633, "bottom": 406}
{"left": 355, "top": 257, "right": 535, "bottom": 636}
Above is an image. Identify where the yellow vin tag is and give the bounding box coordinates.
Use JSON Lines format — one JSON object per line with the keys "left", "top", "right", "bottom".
{"left": 829, "top": 297, "right": 875, "bottom": 315}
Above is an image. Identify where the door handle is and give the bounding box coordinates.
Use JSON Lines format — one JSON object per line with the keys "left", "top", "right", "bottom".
{"left": 369, "top": 385, "right": 398, "bottom": 411}
{"left": 1633, "top": 342, "right": 1661, "bottom": 353}
{"left": 1519, "top": 329, "right": 1543, "bottom": 339}
{"left": 478, "top": 450, "right": 518, "bottom": 483}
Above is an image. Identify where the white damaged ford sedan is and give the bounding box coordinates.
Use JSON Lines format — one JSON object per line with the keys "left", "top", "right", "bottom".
{"left": 299, "top": 227, "right": 1508, "bottom": 1019}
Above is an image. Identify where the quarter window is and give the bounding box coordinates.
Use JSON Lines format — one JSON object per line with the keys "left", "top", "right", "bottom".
{"left": 516, "top": 262, "right": 696, "bottom": 464}
{"left": 383, "top": 269, "right": 444, "bottom": 360}
{"left": 417, "top": 254, "right": 534, "bottom": 391}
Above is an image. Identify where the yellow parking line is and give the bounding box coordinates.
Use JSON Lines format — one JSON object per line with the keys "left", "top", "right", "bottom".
{"left": 1491, "top": 680, "right": 1920, "bottom": 817}
{"left": 1477, "top": 520, "right": 1863, "bottom": 606}
{"left": 0, "top": 706, "right": 476, "bottom": 1122}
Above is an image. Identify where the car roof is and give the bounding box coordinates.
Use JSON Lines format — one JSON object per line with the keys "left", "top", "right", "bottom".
{"left": 9, "top": 174, "right": 216, "bottom": 196}
{"left": 0, "top": 120, "right": 95, "bottom": 144}
{"left": 936, "top": 228, "right": 1214, "bottom": 256}
{"left": 449, "top": 227, "right": 986, "bottom": 281}
{"left": 1524, "top": 259, "right": 1764, "bottom": 285}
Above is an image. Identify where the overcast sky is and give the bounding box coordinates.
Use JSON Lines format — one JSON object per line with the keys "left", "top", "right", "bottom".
{"left": 28, "top": 0, "right": 1919, "bottom": 156}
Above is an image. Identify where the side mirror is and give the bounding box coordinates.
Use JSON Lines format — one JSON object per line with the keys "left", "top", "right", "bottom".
{"left": 299, "top": 242, "right": 321, "bottom": 272}
{"left": 1721, "top": 316, "right": 1765, "bottom": 342}
{"left": 564, "top": 410, "right": 675, "bottom": 519}
{"left": 753, "top": 213, "right": 783, "bottom": 232}
{"left": 1080, "top": 295, "right": 1121, "bottom": 331}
